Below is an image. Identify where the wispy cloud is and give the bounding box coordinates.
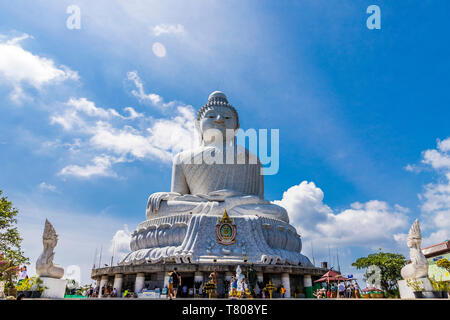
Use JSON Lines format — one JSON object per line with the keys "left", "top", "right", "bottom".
{"left": 126, "top": 71, "right": 177, "bottom": 108}
{"left": 49, "top": 72, "right": 196, "bottom": 179}
{"left": 152, "top": 23, "right": 185, "bottom": 36}
{"left": 38, "top": 182, "right": 57, "bottom": 192}
{"left": 59, "top": 155, "right": 119, "bottom": 178}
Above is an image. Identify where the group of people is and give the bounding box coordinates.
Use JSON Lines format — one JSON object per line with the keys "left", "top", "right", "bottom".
{"left": 313, "top": 281, "right": 361, "bottom": 299}
{"left": 87, "top": 285, "right": 120, "bottom": 298}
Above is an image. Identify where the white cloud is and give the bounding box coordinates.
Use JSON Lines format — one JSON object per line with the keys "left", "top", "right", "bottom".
{"left": 273, "top": 181, "right": 332, "bottom": 236}
{"left": 152, "top": 23, "right": 185, "bottom": 36}
{"left": 67, "top": 97, "right": 120, "bottom": 119}
{"left": 50, "top": 110, "right": 85, "bottom": 131}
{"left": 38, "top": 182, "right": 57, "bottom": 192}
{"left": 90, "top": 122, "right": 171, "bottom": 161}
{"left": 51, "top": 98, "right": 144, "bottom": 134}
{"left": 0, "top": 33, "right": 78, "bottom": 102}
{"left": 89, "top": 106, "right": 195, "bottom": 162}
{"left": 123, "top": 106, "right": 143, "bottom": 119}
{"left": 59, "top": 155, "right": 118, "bottom": 178}
{"left": 422, "top": 149, "right": 450, "bottom": 170}
{"left": 275, "top": 181, "right": 409, "bottom": 252}
{"left": 405, "top": 137, "right": 450, "bottom": 246}
{"left": 109, "top": 225, "right": 131, "bottom": 263}
{"left": 50, "top": 77, "right": 196, "bottom": 178}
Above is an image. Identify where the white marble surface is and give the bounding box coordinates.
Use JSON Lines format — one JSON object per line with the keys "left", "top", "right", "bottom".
{"left": 40, "top": 277, "right": 67, "bottom": 299}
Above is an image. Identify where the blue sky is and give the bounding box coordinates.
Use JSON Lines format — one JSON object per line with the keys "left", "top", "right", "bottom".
{"left": 0, "top": 0, "right": 449, "bottom": 284}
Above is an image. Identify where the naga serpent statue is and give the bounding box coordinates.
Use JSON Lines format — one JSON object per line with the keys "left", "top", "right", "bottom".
{"left": 36, "top": 219, "right": 64, "bottom": 279}
{"left": 400, "top": 219, "right": 428, "bottom": 280}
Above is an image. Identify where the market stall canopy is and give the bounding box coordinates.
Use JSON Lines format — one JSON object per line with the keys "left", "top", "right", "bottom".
{"left": 314, "top": 269, "right": 350, "bottom": 283}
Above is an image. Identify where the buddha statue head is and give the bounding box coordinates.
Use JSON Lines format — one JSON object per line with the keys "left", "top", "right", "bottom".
{"left": 196, "top": 91, "right": 239, "bottom": 145}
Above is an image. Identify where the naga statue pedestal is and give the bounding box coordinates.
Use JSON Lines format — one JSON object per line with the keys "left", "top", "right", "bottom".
{"left": 398, "top": 277, "right": 433, "bottom": 299}
{"left": 40, "top": 278, "right": 67, "bottom": 299}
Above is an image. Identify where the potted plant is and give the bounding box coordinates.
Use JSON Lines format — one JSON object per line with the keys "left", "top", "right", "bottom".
{"left": 16, "top": 277, "right": 34, "bottom": 297}
{"left": 30, "top": 276, "right": 47, "bottom": 298}
{"left": 429, "top": 277, "right": 448, "bottom": 298}
{"left": 0, "top": 254, "right": 20, "bottom": 297}
{"left": 406, "top": 279, "right": 424, "bottom": 298}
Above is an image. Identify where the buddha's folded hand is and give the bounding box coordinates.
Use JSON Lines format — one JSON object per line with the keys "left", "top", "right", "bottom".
{"left": 146, "top": 192, "right": 181, "bottom": 215}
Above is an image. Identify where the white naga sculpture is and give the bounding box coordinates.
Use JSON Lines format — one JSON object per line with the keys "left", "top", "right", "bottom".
{"left": 400, "top": 219, "right": 428, "bottom": 280}
{"left": 120, "top": 91, "right": 312, "bottom": 266}
{"left": 36, "top": 219, "right": 64, "bottom": 279}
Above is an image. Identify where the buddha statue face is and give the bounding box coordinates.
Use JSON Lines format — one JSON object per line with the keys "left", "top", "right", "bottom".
{"left": 197, "top": 105, "right": 238, "bottom": 145}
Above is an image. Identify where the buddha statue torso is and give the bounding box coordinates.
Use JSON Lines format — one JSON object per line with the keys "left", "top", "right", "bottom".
{"left": 145, "top": 91, "right": 288, "bottom": 223}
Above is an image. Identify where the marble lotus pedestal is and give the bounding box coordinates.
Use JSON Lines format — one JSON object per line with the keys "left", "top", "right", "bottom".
{"left": 121, "top": 213, "right": 312, "bottom": 266}
{"left": 40, "top": 278, "right": 67, "bottom": 299}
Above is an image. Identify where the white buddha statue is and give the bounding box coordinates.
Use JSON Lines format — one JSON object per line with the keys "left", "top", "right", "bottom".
{"left": 121, "top": 91, "right": 310, "bottom": 267}
{"left": 145, "top": 91, "right": 289, "bottom": 223}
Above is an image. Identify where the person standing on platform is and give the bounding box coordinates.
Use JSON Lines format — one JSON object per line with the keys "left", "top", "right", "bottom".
{"left": 172, "top": 267, "right": 181, "bottom": 298}
{"left": 168, "top": 272, "right": 174, "bottom": 300}
{"left": 280, "top": 285, "right": 286, "bottom": 298}
{"left": 338, "top": 281, "right": 345, "bottom": 298}
{"left": 354, "top": 281, "right": 360, "bottom": 298}
{"left": 230, "top": 275, "right": 238, "bottom": 298}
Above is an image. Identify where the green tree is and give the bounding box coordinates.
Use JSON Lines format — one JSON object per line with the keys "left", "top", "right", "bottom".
{"left": 0, "top": 190, "right": 29, "bottom": 265}
{"left": 352, "top": 250, "right": 406, "bottom": 295}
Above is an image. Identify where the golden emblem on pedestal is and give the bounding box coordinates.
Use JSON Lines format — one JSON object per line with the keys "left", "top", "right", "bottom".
{"left": 216, "top": 209, "right": 237, "bottom": 245}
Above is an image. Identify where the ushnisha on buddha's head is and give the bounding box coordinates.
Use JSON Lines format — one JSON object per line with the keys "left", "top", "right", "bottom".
{"left": 196, "top": 91, "right": 239, "bottom": 145}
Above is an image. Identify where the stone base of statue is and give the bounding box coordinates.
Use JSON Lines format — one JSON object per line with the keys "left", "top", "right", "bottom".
{"left": 91, "top": 212, "right": 326, "bottom": 299}
{"left": 398, "top": 277, "right": 433, "bottom": 299}
{"left": 40, "top": 277, "right": 67, "bottom": 299}
{"left": 120, "top": 213, "right": 312, "bottom": 266}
